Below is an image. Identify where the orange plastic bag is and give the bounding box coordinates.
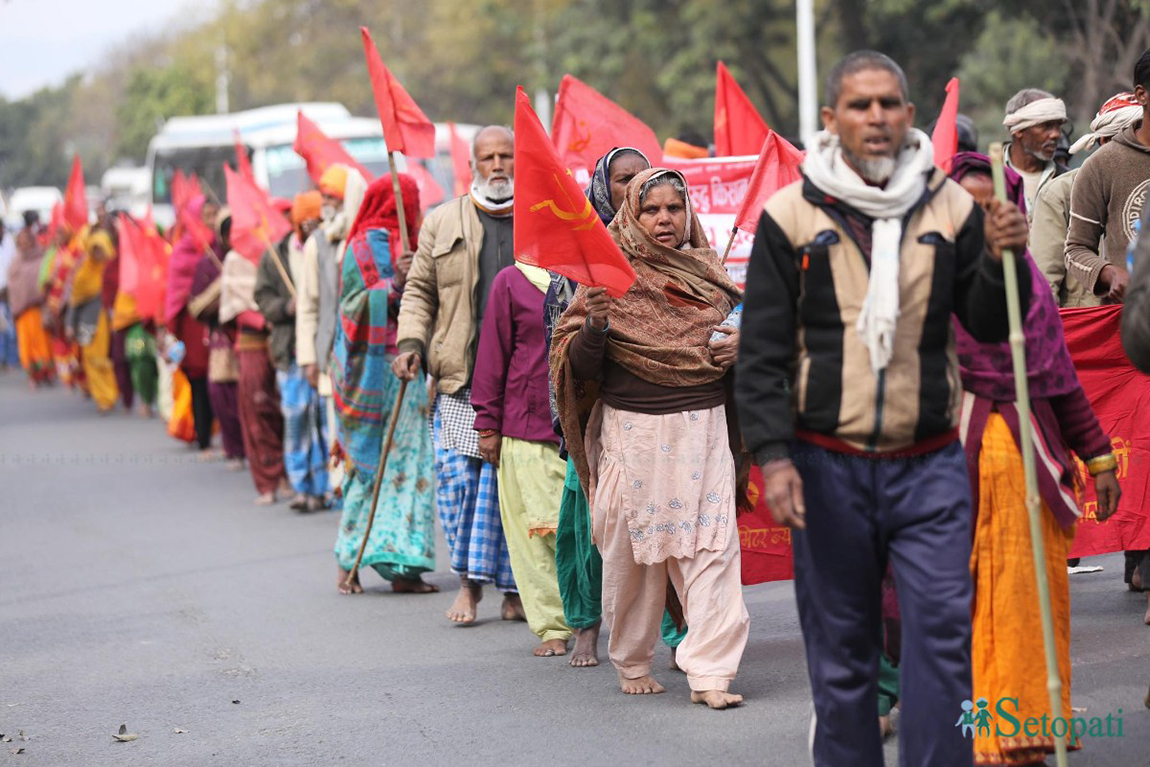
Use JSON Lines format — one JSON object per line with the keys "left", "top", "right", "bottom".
{"left": 167, "top": 368, "right": 196, "bottom": 443}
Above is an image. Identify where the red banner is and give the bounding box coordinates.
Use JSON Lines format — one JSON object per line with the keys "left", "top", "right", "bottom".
{"left": 739, "top": 464, "right": 794, "bottom": 585}
{"left": 1063, "top": 305, "right": 1150, "bottom": 557}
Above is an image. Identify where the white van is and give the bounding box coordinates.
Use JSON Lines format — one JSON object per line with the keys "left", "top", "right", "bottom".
{"left": 146, "top": 102, "right": 477, "bottom": 228}
{"left": 5, "top": 186, "right": 63, "bottom": 230}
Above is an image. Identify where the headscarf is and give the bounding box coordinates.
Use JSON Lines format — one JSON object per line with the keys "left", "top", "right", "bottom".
{"left": 165, "top": 195, "right": 211, "bottom": 323}
{"left": 551, "top": 167, "right": 742, "bottom": 487}
{"left": 291, "top": 191, "right": 322, "bottom": 227}
{"left": 1069, "top": 92, "right": 1144, "bottom": 155}
{"left": 346, "top": 173, "right": 421, "bottom": 254}
{"left": 319, "top": 165, "right": 349, "bottom": 199}
{"left": 586, "top": 147, "right": 650, "bottom": 226}
{"left": 71, "top": 229, "right": 115, "bottom": 307}
{"left": 1003, "top": 97, "right": 1067, "bottom": 133}
{"left": 948, "top": 152, "right": 1078, "bottom": 402}
{"left": 322, "top": 166, "right": 368, "bottom": 243}
{"left": 6, "top": 232, "right": 45, "bottom": 318}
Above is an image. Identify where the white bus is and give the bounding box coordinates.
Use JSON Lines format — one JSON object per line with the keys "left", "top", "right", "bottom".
{"left": 146, "top": 102, "right": 476, "bottom": 228}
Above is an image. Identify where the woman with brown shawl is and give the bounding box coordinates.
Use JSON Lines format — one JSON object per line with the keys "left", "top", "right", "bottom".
{"left": 550, "top": 168, "right": 749, "bottom": 709}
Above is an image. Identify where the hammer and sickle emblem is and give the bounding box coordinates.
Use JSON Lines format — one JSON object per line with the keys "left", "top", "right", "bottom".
{"left": 529, "top": 172, "right": 597, "bottom": 231}
{"left": 567, "top": 120, "right": 592, "bottom": 154}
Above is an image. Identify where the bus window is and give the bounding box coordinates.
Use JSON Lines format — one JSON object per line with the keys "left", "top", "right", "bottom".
{"left": 153, "top": 146, "right": 235, "bottom": 205}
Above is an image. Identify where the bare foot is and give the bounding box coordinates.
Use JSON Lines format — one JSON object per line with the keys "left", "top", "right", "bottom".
{"left": 618, "top": 670, "right": 665, "bottom": 695}
{"left": 534, "top": 638, "right": 569, "bottom": 657}
{"left": 337, "top": 568, "right": 364, "bottom": 595}
{"left": 288, "top": 493, "right": 308, "bottom": 511}
{"left": 691, "top": 690, "right": 743, "bottom": 709}
{"left": 306, "top": 494, "right": 328, "bottom": 512}
{"left": 225, "top": 458, "right": 245, "bottom": 472}
{"left": 569, "top": 622, "right": 601, "bottom": 667}
{"left": 277, "top": 477, "right": 292, "bottom": 494}
{"left": 197, "top": 448, "right": 220, "bottom": 462}
{"left": 446, "top": 580, "right": 482, "bottom": 624}
{"left": 501, "top": 593, "right": 527, "bottom": 621}
{"left": 393, "top": 577, "right": 440, "bottom": 594}
{"left": 254, "top": 491, "right": 275, "bottom": 506}
{"left": 669, "top": 647, "right": 681, "bottom": 672}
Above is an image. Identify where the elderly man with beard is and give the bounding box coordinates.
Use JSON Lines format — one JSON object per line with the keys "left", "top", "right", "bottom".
{"left": 736, "top": 51, "right": 1030, "bottom": 765}
{"left": 1002, "top": 87, "right": 1068, "bottom": 214}
{"left": 393, "top": 126, "right": 525, "bottom": 625}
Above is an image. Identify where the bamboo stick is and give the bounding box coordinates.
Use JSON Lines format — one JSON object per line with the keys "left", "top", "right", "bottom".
{"left": 720, "top": 226, "right": 738, "bottom": 265}
{"left": 387, "top": 151, "right": 411, "bottom": 255}
{"left": 258, "top": 231, "right": 297, "bottom": 299}
{"left": 988, "top": 143, "right": 1068, "bottom": 767}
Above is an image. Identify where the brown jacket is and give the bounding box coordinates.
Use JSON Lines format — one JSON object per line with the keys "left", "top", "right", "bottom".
{"left": 396, "top": 195, "right": 484, "bottom": 394}
{"left": 1065, "top": 123, "right": 1150, "bottom": 295}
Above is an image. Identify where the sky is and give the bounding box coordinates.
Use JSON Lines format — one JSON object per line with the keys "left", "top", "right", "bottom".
{"left": 0, "top": 0, "right": 196, "bottom": 99}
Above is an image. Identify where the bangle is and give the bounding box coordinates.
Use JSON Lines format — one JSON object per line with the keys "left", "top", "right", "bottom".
{"left": 1086, "top": 453, "right": 1118, "bottom": 476}
{"left": 477, "top": 429, "right": 499, "bottom": 438}
{"left": 586, "top": 317, "right": 610, "bottom": 334}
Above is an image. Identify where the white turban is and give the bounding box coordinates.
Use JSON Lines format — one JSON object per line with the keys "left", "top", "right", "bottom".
{"left": 1069, "top": 93, "right": 1144, "bottom": 154}
{"left": 1003, "top": 97, "right": 1068, "bottom": 132}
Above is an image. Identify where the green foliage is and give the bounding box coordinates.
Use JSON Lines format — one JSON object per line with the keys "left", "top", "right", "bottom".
{"left": 115, "top": 65, "right": 213, "bottom": 162}
{"left": 957, "top": 11, "right": 1072, "bottom": 150}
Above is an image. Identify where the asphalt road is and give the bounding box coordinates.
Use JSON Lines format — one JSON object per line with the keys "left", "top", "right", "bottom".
{"left": 1, "top": 371, "right": 1147, "bottom": 766}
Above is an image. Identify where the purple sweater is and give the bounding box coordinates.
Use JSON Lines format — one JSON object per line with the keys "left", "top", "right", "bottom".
{"left": 471, "top": 266, "right": 559, "bottom": 445}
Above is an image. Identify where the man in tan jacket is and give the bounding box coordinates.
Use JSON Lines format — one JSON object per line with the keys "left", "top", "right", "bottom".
{"left": 393, "top": 125, "right": 526, "bottom": 625}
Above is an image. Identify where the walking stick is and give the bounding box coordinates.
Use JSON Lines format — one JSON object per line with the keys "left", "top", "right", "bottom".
{"left": 989, "top": 144, "right": 1069, "bottom": 767}
{"left": 344, "top": 377, "right": 409, "bottom": 586}
{"left": 387, "top": 151, "right": 411, "bottom": 254}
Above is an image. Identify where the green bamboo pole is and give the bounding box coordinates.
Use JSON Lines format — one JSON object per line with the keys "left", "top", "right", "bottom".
{"left": 988, "top": 143, "right": 1068, "bottom": 767}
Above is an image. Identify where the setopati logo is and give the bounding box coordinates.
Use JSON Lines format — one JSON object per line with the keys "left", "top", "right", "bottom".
{"left": 956, "top": 697, "right": 1124, "bottom": 745}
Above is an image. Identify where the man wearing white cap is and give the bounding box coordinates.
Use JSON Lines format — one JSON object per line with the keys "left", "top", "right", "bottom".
{"left": 1066, "top": 49, "right": 1150, "bottom": 304}
{"left": 1031, "top": 92, "right": 1144, "bottom": 306}
{"left": 1002, "top": 88, "right": 1068, "bottom": 214}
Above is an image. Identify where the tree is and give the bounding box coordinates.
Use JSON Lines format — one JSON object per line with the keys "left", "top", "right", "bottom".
{"left": 115, "top": 65, "right": 213, "bottom": 162}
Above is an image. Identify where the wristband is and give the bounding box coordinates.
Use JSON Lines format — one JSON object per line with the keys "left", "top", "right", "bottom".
{"left": 1086, "top": 453, "right": 1118, "bottom": 476}
{"left": 477, "top": 429, "right": 499, "bottom": 438}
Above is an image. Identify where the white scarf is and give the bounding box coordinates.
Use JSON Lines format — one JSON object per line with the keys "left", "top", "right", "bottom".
{"left": 1069, "top": 104, "right": 1143, "bottom": 155}
{"left": 469, "top": 178, "right": 514, "bottom": 216}
{"left": 802, "top": 128, "right": 935, "bottom": 373}
{"left": 1002, "top": 97, "right": 1067, "bottom": 132}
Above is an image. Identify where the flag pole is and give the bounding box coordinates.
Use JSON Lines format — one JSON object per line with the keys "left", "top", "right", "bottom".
{"left": 721, "top": 226, "right": 738, "bottom": 265}
{"left": 387, "top": 152, "right": 411, "bottom": 254}
{"left": 988, "top": 143, "right": 1068, "bottom": 767}
{"left": 258, "top": 231, "right": 297, "bottom": 299}
{"left": 344, "top": 378, "right": 409, "bottom": 587}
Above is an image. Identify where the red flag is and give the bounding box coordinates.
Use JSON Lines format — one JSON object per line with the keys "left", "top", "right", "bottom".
{"left": 513, "top": 87, "right": 636, "bottom": 298}
{"left": 63, "top": 154, "right": 88, "bottom": 231}
{"left": 117, "top": 214, "right": 141, "bottom": 295}
{"left": 449, "top": 122, "right": 472, "bottom": 196}
{"left": 408, "top": 162, "right": 445, "bottom": 210}
{"left": 932, "top": 77, "right": 961, "bottom": 173}
{"left": 234, "top": 130, "right": 255, "bottom": 181}
{"left": 293, "top": 111, "right": 375, "bottom": 185}
{"left": 224, "top": 165, "right": 293, "bottom": 264}
{"left": 141, "top": 228, "right": 171, "bottom": 323}
{"left": 551, "top": 75, "right": 663, "bottom": 185}
{"left": 733, "top": 132, "right": 805, "bottom": 234}
{"left": 361, "top": 27, "right": 436, "bottom": 158}
{"left": 44, "top": 201, "right": 65, "bottom": 245}
{"left": 714, "top": 61, "right": 771, "bottom": 157}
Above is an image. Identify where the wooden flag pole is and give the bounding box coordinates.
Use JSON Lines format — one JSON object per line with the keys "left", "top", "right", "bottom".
{"left": 720, "top": 226, "right": 738, "bottom": 265}
{"left": 388, "top": 151, "right": 411, "bottom": 254}
{"left": 989, "top": 143, "right": 1068, "bottom": 767}
{"left": 258, "top": 231, "right": 297, "bottom": 299}
{"left": 344, "top": 378, "right": 409, "bottom": 586}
